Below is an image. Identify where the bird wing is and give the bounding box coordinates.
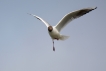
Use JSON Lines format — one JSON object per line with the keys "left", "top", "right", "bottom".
{"left": 28, "top": 13, "right": 51, "bottom": 27}
{"left": 55, "top": 7, "right": 97, "bottom": 32}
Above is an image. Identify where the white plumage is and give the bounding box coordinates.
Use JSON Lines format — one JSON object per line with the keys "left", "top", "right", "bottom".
{"left": 28, "top": 7, "right": 97, "bottom": 51}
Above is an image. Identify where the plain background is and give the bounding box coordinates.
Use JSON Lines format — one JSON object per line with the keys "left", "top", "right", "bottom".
{"left": 0, "top": 0, "right": 106, "bottom": 71}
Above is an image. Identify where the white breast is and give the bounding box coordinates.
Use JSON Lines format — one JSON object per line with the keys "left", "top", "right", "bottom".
{"left": 48, "top": 26, "right": 60, "bottom": 39}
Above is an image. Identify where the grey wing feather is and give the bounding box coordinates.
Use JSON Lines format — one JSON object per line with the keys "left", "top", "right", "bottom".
{"left": 55, "top": 7, "right": 97, "bottom": 32}
{"left": 28, "top": 13, "right": 50, "bottom": 27}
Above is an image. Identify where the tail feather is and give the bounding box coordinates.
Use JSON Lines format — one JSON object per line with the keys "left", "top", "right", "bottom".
{"left": 60, "top": 35, "right": 70, "bottom": 40}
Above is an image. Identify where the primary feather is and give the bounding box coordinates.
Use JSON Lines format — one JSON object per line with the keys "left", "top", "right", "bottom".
{"left": 55, "top": 7, "right": 97, "bottom": 32}
{"left": 28, "top": 13, "right": 50, "bottom": 27}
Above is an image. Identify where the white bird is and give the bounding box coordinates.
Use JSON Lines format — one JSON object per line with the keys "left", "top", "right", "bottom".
{"left": 28, "top": 7, "right": 97, "bottom": 51}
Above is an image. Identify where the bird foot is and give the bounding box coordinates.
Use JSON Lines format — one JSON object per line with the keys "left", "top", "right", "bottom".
{"left": 53, "top": 47, "right": 55, "bottom": 51}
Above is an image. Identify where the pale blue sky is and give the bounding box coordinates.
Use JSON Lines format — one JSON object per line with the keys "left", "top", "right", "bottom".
{"left": 0, "top": 0, "right": 106, "bottom": 71}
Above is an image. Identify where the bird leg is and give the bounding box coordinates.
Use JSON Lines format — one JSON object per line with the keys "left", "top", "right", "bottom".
{"left": 52, "top": 40, "right": 55, "bottom": 51}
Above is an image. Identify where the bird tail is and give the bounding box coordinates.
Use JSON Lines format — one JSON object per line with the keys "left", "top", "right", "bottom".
{"left": 60, "top": 35, "right": 70, "bottom": 41}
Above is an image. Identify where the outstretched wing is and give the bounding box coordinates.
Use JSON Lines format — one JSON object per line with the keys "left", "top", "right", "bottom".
{"left": 55, "top": 7, "right": 97, "bottom": 32}
{"left": 28, "top": 13, "right": 51, "bottom": 27}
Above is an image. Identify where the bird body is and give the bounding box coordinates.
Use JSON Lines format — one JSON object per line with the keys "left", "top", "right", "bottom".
{"left": 28, "top": 7, "right": 97, "bottom": 51}
{"left": 48, "top": 26, "right": 60, "bottom": 40}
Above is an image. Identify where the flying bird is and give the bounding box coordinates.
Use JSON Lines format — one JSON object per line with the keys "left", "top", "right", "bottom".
{"left": 28, "top": 7, "right": 97, "bottom": 51}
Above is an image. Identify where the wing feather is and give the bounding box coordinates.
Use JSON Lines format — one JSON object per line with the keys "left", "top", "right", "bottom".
{"left": 28, "top": 13, "right": 50, "bottom": 27}
{"left": 55, "top": 7, "right": 97, "bottom": 32}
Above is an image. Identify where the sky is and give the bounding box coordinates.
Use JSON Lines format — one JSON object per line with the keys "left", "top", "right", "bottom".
{"left": 0, "top": 0, "right": 106, "bottom": 71}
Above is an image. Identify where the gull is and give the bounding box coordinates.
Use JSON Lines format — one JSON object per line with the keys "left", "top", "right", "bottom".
{"left": 28, "top": 7, "right": 97, "bottom": 51}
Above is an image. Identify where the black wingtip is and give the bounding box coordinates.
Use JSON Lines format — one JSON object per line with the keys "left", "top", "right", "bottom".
{"left": 91, "top": 7, "right": 97, "bottom": 10}
{"left": 94, "top": 7, "right": 97, "bottom": 9}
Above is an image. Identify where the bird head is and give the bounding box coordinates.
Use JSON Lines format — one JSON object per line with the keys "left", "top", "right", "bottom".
{"left": 48, "top": 26, "right": 53, "bottom": 32}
